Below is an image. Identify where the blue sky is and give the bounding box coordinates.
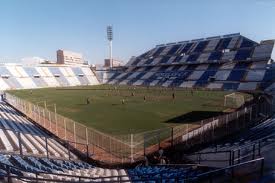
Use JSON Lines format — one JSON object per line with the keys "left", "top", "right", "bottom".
{"left": 0, "top": 0, "right": 274, "bottom": 65}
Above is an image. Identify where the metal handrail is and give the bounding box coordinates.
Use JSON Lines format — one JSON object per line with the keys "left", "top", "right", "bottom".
{"left": 195, "top": 157, "right": 264, "bottom": 178}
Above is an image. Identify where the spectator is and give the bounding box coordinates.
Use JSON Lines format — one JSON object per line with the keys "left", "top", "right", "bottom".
{"left": 144, "top": 156, "right": 149, "bottom": 166}
{"left": 151, "top": 155, "right": 159, "bottom": 164}
{"left": 86, "top": 97, "right": 90, "bottom": 105}
{"left": 160, "top": 157, "right": 166, "bottom": 165}
{"left": 158, "top": 147, "right": 164, "bottom": 159}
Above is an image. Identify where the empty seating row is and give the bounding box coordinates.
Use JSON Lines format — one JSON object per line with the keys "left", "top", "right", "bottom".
{"left": 106, "top": 61, "right": 272, "bottom": 91}
{"left": 128, "top": 34, "right": 273, "bottom": 66}
{"left": 0, "top": 65, "right": 99, "bottom": 90}
{"left": 0, "top": 154, "right": 130, "bottom": 182}
{"left": 0, "top": 153, "right": 218, "bottom": 183}
{"left": 200, "top": 117, "right": 275, "bottom": 153}
{"left": 108, "top": 34, "right": 274, "bottom": 92}
{"left": 0, "top": 102, "right": 77, "bottom": 159}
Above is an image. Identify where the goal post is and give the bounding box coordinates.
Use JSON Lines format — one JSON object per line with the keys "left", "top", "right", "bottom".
{"left": 224, "top": 92, "right": 245, "bottom": 108}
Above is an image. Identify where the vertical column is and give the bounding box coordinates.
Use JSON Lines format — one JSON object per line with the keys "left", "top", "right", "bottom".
{"left": 86, "top": 127, "right": 89, "bottom": 145}
{"left": 131, "top": 134, "right": 134, "bottom": 163}
{"left": 74, "top": 122, "right": 76, "bottom": 148}
{"left": 49, "top": 111, "right": 51, "bottom": 131}
{"left": 55, "top": 104, "right": 57, "bottom": 135}
{"left": 38, "top": 106, "right": 41, "bottom": 124}
{"left": 64, "top": 118, "right": 67, "bottom": 140}
{"left": 43, "top": 109, "right": 45, "bottom": 127}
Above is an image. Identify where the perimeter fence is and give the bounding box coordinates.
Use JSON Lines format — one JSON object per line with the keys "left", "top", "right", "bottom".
{"left": 4, "top": 93, "right": 272, "bottom": 164}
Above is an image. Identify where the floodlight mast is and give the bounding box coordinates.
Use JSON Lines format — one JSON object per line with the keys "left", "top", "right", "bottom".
{"left": 107, "top": 25, "right": 113, "bottom": 68}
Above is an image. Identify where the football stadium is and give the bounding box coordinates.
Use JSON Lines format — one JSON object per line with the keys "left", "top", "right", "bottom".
{"left": 0, "top": 1, "right": 275, "bottom": 183}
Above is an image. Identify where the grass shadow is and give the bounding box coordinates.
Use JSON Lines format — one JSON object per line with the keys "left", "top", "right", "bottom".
{"left": 164, "top": 111, "right": 225, "bottom": 124}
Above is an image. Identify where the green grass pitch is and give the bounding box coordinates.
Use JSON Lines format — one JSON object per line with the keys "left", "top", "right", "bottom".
{"left": 8, "top": 85, "right": 235, "bottom": 135}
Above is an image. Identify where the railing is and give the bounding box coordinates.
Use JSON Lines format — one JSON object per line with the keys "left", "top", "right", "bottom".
{"left": 0, "top": 157, "right": 265, "bottom": 183}
{"left": 186, "top": 132, "right": 275, "bottom": 168}
{"left": 4, "top": 93, "right": 273, "bottom": 165}
{"left": 193, "top": 157, "right": 265, "bottom": 182}
{"left": 187, "top": 150, "right": 233, "bottom": 167}
{"left": 187, "top": 146, "right": 262, "bottom": 168}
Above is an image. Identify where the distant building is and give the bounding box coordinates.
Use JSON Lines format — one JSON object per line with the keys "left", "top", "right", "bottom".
{"left": 56, "top": 50, "right": 84, "bottom": 65}
{"left": 104, "top": 59, "right": 124, "bottom": 67}
{"left": 40, "top": 60, "right": 56, "bottom": 64}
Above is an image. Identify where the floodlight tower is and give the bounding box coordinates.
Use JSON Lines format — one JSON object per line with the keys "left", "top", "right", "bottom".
{"left": 107, "top": 25, "right": 113, "bottom": 68}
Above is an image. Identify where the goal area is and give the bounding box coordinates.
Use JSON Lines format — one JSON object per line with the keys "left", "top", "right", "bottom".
{"left": 224, "top": 92, "right": 245, "bottom": 108}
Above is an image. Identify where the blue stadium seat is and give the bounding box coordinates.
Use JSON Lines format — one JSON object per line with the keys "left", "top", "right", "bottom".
{"left": 223, "top": 83, "right": 240, "bottom": 90}
{"left": 227, "top": 70, "right": 246, "bottom": 81}
{"left": 152, "top": 47, "right": 166, "bottom": 57}
{"left": 234, "top": 49, "right": 253, "bottom": 60}
{"left": 186, "top": 54, "right": 200, "bottom": 62}
{"left": 48, "top": 67, "right": 70, "bottom": 86}
{"left": 193, "top": 41, "right": 209, "bottom": 53}
{"left": 159, "top": 56, "right": 171, "bottom": 64}
{"left": 144, "top": 58, "right": 155, "bottom": 65}
{"left": 0, "top": 67, "right": 12, "bottom": 76}
{"left": 240, "top": 38, "right": 256, "bottom": 48}
{"left": 131, "top": 58, "right": 142, "bottom": 66}
{"left": 178, "top": 43, "right": 193, "bottom": 54}
{"left": 208, "top": 51, "right": 223, "bottom": 61}
{"left": 167, "top": 45, "right": 181, "bottom": 55}
{"left": 218, "top": 38, "right": 231, "bottom": 50}
{"left": 199, "top": 64, "right": 219, "bottom": 80}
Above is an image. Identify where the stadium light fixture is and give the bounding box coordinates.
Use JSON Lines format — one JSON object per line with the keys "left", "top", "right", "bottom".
{"left": 107, "top": 25, "right": 113, "bottom": 68}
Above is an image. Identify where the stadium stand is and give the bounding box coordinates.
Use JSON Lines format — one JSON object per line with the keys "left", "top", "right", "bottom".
{"left": 187, "top": 117, "right": 275, "bottom": 166}
{"left": 212, "top": 117, "right": 274, "bottom": 153}
{"left": 0, "top": 154, "right": 131, "bottom": 182}
{"left": 0, "top": 100, "right": 258, "bottom": 182}
{"left": 0, "top": 153, "right": 266, "bottom": 182}
{"left": 0, "top": 102, "right": 77, "bottom": 159}
{"left": 0, "top": 64, "right": 99, "bottom": 90}
{"left": 105, "top": 33, "right": 274, "bottom": 92}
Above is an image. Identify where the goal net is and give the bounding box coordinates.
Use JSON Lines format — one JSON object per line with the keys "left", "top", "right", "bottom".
{"left": 224, "top": 93, "right": 245, "bottom": 108}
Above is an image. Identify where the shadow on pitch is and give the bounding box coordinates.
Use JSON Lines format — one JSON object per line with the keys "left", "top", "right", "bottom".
{"left": 164, "top": 111, "right": 225, "bottom": 124}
